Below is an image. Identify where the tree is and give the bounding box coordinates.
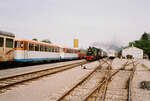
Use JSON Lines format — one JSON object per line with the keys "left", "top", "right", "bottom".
{"left": 32, "top": 38, "right": 38, "bottom": 41}
{"left": 129, "top": 32, "right": 150, "bottom": 58}
{"left": 41, "top": 39, "right": 52, "bottom": 44}
{"left": 140, "top": 32, "right": 149, "bottom": 40}
{"left": 129, "top": 42, "right": 134, "bottom": 47}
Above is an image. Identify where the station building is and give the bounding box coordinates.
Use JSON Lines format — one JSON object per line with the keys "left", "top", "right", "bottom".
{"left": 122, "top": 46, "right": 143, "bottom": 59}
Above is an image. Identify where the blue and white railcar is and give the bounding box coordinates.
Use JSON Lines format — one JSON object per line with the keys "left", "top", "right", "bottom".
{"left": 60, "top": 47, "right": 79, "bottom": 60}
{"left": 14, "top": 39, "right": 60, "bottom": 62}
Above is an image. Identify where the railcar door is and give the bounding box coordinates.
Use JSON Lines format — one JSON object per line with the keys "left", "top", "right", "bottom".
{"left": 0, "top": 37, "right": 4, "bottom": 61}
{"left": 24, "top": 41, "right": 28, "bottom": 60}
{"left": 60, "top": 48, "right": 64, "bottom": 59}
{"left": 5, "top": 38, "right": 14, "bottom": 61}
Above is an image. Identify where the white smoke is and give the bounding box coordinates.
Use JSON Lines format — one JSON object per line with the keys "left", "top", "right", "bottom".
{"left": 90, "top": 39, "right": 122, "bottom": 52}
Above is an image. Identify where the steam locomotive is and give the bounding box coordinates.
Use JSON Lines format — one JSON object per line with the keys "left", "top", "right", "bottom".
{"left": 86, "top": 47, "right": 107, "bottom": 61}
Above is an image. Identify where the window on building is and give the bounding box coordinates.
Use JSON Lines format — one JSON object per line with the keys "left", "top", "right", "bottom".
{"left": 0, "top": 37, "right": 4, "bottom": 47}
{"left": 6, "top": 38, "right": 13, "bottom": 48}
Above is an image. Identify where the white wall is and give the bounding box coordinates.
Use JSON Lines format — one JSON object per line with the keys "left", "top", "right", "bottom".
{"left": 122, "top": 47, "right": 143, "bottom": 59}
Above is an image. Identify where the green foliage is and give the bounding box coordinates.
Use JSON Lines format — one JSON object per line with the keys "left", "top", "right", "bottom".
{"left": 129, "top": 42, "right": 134, "bottom": 47}
{"left": 32, "top": 38, "right": 38, "bottom": 41}
{"left": 140, "top": 32, "right": 149, "bottom": 40}
{"left": 41, "top": 39, "right": 52, "bottom": 44}
{"left": 129, "top": 32, "right": 150, "bottom": 58}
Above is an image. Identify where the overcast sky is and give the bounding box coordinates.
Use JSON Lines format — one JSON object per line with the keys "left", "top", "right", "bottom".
{"left": 0, "top": 0, "right": 150, "bottom": 48}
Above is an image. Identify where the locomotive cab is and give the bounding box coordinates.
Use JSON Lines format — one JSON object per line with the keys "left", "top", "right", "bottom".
{"left": 0, "top": 31, "right": 15, "bottom": 62}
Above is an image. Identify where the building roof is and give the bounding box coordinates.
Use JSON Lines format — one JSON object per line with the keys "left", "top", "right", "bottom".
{"left": 123, "top": 46, "right": 143, "bottom": 52}
{"left": 0, "top": 30, "right": 15, "bottom": 37}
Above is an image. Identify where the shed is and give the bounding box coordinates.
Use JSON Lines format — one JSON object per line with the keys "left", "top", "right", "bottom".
{"left": 122, "top": 46, "right": 143, "bottom": 59}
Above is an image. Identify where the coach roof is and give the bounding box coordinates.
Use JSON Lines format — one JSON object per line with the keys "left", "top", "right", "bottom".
{"left": 0, "top": 30, "right": 15, "bottom": 37}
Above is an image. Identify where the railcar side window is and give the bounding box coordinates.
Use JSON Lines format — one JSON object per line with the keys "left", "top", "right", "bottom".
{"left": 24, "top": 42, "right": 28, "bottom": 50}
{"left": 45, "top": 46, "right": 48, "bottom": 52}
{"left": 54, "top": 48, "right": 56, "bottom": 52}
{"left": 35, "top": 44, "right": 39, "bottom": 51}
{"left": 48, "top": 47, "right": 51, "bottom": 52}
{"left": 29, "top": 43, "right": 34, "bottom": 51}
{"left": 43, "top": 46, "right": 46, "bottom": 51}
{"left": 0, "top": 37, "right": 4, "bottom": 47}
{"left": 20, "top": 41, "right": 23, "bottom": 48}
{"left": 67, "top": 49, "right": 72, "bottom": 53}
{"left": 55, "top": 48, "right": 58, "bottom": 52}
{"left": 52, "top": 47, "right": 54, "bottom": 52}
{"left": 40, "top": 45, "right": 44, "bottom": 51}
{"left": 60, "top": 48, "right": 63, "bottom": 52}
{"left": 6, "top": 38, "right": 13, "bottom": 48}
{"left": 15, "top": 41, "right": 20, "bottom": 48}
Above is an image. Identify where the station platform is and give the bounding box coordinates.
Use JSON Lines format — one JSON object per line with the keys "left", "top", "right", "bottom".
{"left": 0, "top": 60, "right": 86, "bottom": 79}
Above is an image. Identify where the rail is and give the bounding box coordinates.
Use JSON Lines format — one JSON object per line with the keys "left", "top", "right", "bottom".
{"left": 83, "top": 59, "right": 137, "bottom": 101}
{"left": 0, "top": 61, "right": 87, "bottom": 91}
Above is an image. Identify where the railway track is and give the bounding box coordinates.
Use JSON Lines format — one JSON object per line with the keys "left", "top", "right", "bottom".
{"left": 0, "top": 61, "right": 87, "bottom": 92}
{"left": 54, "top": 59, "right": 112, "bottom": 101}
{"left": 84, "top": 59, "right": 138, "bottom": 101}
{"left": 56, "top": 59, "right": 138, "bottom": 101}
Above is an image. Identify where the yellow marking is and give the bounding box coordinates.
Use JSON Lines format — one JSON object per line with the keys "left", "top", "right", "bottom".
{"left": 141, "top": 64, "right": 148, "bottom": 69}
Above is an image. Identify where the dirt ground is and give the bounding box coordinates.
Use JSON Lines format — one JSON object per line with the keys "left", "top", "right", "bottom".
{"left": 132, "top": 59, "right": 150, "bottom": 101}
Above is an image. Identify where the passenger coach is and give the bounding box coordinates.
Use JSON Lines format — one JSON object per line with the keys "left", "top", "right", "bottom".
{"left": 14, "top": 39, "right": 60, "bottom": 62}
{"left": 60, "top": 47, "right": 79, "bottom": 60}
{"left": 14, "top": 39, "right": 80, "bottom": 62}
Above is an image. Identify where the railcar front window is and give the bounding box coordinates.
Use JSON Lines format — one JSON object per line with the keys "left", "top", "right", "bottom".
{"left": 6, "top": 38, "right": 13, "bottom": 48}
{"left": 0, "top": 37, "right": 4, "bottom": 47}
